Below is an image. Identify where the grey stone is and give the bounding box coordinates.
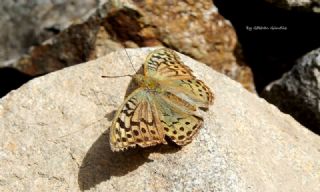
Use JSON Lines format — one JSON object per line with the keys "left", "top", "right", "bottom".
{"left": 0, "top": 0, "right": 100, "bottom": 65}
{"left": 0, "top": 48, "right": 319, "bottom": 191}
{"left": 262, "top": 48, "right": 320, "bottom": 133}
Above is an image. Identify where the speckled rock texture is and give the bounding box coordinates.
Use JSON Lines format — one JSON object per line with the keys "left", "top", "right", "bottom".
{"left": 264, "top": 0, "right": 320, "bottom": 13}
{"left": 262, "top": 48, "right": 320, "bottom": 134}
{"left": 4, "top": 0, "right": 254, "bottom": 91}
{"left": 0, "top": 48, "right": 319, "bottom": 191}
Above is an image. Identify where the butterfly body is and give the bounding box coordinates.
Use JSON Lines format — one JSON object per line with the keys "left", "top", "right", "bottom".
{"left": 133, "top": 74, "right": 162, "bottom": 93}
{"left": 110, "top": 48, "right": 213, "bottom": 151}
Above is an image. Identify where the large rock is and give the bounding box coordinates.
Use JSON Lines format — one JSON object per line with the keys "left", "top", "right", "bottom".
{"left": 0, "top": 48, "right": 319, "bottom": 191}
{"left": 262, "top": 48, "right": 320, "bottom": 134}
{"left": 3, "top": 0, "right": 254, "bottom": 92}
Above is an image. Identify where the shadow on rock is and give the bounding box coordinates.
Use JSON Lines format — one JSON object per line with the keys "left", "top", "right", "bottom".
{"left": 78, "top": 63, "right": 181, "bottom": 190}
{"left": 78, "top": 129, "right": 180, "bottom": 191}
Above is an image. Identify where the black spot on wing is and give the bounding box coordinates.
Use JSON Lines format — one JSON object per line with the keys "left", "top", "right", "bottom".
{"left": 121, "top": 109, "right": 134, "bottom": 116}
{"left": 117, "top": 118, "right": 127, "bottom": 129}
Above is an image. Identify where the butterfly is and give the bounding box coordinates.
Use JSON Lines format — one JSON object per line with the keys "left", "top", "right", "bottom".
{"left": 109, "top": 48, "right": 213, "bottom": 151}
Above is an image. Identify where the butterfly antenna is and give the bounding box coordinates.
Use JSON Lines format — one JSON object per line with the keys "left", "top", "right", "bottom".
{"left": 101, "top": 74, "right": 133, "bottom": 78}
{"left": 101, "top": 48, "right": 137, "bottom": 79}
{"left": 124, "top": 48, "right": 137, "bottom": 73}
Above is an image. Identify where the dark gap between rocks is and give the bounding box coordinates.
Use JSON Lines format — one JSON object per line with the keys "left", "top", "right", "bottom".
{"left": 0, "top": 67, "right": 34, "bottom": 98}
{"left": 214, "top": 0, "right": 320, "bottom": 93}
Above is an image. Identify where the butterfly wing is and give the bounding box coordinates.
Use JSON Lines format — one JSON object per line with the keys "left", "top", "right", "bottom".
{"left": 144, "top": 48, "right": 195, "bottom": 80}
{"left": 110, "top": 88, "right": 167, "bottom": 152}
{"left": 152, "top": 92, "right": 203, "bottom": 146}
{"left": 164, "top": 79, "right": 213, "bottom": 110}
{"left": 144, "top": 48, "right": 213, "bottom": 109}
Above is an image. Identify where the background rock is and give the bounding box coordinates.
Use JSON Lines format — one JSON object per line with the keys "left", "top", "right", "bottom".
{"left": 264, "top": 0, "right": 320, "bottom": 13}
{"left": 0, "top": 0, "right": 101, "bottom": 66}
{"left": 262, "top": 48, "right": 320, "bottom": 134}
{"left": 0, "top": 48, "right": 319, "bottom": 191}
{"left": 215, "top": 0, "right": 320, "bottom": 92}
{"left": 1, "top": 0, "right": 254, "bottom": 94}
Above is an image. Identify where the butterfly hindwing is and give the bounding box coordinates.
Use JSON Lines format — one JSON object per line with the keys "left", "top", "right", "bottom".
{"left": 110, "top": 88, "right": 166, "bottom": 151}
{"left": 153, "top": 93, "right": 203, "bottom": 146}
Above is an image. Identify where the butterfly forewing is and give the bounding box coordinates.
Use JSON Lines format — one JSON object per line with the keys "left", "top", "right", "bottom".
{"left": 164, "top": 79, "right": 213, "bottom": 110}
{"left": 110, "top": 88, "right": 166, "bottom": 151}
{"left": 145, "top": 48, "right": 213, "bottom": 108}
{"left": 144, "top": 48, "right": 195, "bottom": 80}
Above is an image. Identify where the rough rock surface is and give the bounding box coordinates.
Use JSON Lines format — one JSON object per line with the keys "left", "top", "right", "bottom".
{"left": 1, "top": 48, "right": 319, "bottom": 191}
{"left": 262, "top": 48, "right": 320, "bottom": 134}
{"left": 4, "top": 0, "right": 254, "bottom": 92}
{"left": 0, "top": 0, "right": 101, "bottom": 65}
{"left": 264, "top": 0, "right": 320, "bottom": 13}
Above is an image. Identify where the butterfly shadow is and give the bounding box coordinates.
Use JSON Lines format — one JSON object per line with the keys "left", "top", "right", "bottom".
{"left": 77, "top": 128, "right": 180, "bottom": 191}
{"left": 78, "top": 64, "right": 179, "bottom": 191}
{"left": 78, "top": 63, "right": 183, "bottom": 190}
